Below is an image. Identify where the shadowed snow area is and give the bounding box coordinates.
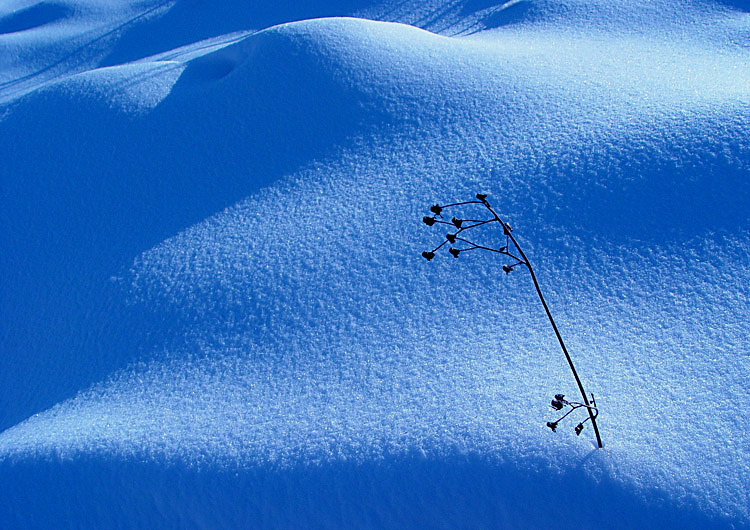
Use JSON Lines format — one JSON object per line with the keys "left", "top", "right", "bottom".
{"left": 1, "top": 0, "right": 749, "bottom": 528}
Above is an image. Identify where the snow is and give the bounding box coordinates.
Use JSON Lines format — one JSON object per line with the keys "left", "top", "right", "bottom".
{"left": 1, "top": 1, "right": 748, "bottom": 528}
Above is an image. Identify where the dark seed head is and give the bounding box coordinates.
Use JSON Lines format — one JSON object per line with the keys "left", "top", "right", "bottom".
{"left": 451, "top": 217, "right": 463, "bottom": 228}
{"left": 422, "top": 251, "right": 435, "bottom": 261}
{"left": 551, "top": 399, "right": 564, "bottom": 411}
{"left": 446, "top": 233, "right": 456, "bottom": 243}
{"left": 575, "top": 423, "right": 584, "bottom": 436}
{"left": 555, "top": 394, "right": 565, "bottom": 402}
{"left": 430, "top": 204, "right": 442, "bottom": 215}
{"left": 476, "top": 193, "right": 488, "bottom": 201}
{"left": 423, "top": 216, "right": 436, "bottom": 226}
{"left": 502, "top": 265, "right": 513, "bottom": 274}
{"left": 546, "top": 421, "right": 558, "bottom": 432}
{"left": 449, "top": 248, "right": 460, "bottom": 258}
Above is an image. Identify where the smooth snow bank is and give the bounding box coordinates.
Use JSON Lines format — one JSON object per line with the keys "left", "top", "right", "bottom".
{"left": 361, "top": 0, "right": 750, "bottom": 38}
{"left": 1, "top": 2, "right": 749, "bottom": 529}
{"left": 0, "top": 0, "right": 174, "bottom": 103}
{"left": 0, "top": 0, "right": 390, "bottom": 104}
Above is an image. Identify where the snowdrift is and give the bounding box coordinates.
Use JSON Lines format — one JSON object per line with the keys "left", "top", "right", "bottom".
{"left": 1, "top": 1, "right": 748, "bottom": 528}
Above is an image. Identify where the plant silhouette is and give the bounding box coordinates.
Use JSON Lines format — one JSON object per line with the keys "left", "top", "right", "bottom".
{"left": 422, "top": 193, "right": 603, "bottom": 448}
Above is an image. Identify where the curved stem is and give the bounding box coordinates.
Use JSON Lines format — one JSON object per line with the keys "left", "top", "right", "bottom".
{"left": 482, "top": 201, "right": 604, "bottom": 448}
{"left": 553, "top": 404, "right": 581, "bottom": 423}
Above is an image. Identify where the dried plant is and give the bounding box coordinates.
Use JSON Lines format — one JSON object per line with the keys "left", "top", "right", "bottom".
{"left": 422, "top": 193, "right": 603, "bottom": 448}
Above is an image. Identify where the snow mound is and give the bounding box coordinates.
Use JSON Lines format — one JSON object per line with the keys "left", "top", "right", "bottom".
{"left": 1, "top": 2, "right": 749, "bottom": 529}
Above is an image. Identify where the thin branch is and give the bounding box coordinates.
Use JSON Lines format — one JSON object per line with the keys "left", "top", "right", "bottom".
{"left": 454, "top": 236, "right": 508, "bottom": 254}
{"left": 441, "top": 200, "right": 484, "bottom": 208}
{"left": 479, "top": 197, "right": 603, "bottom": 449}
{"left": 421, "top": 194, "right": 604, "bottom": 448}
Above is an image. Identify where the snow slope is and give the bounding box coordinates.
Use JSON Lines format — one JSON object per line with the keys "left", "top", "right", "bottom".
{"left": 1, "top": 1, "right": 749, "bottom": 528}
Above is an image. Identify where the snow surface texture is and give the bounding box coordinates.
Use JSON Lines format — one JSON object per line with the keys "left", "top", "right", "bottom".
{"left": 1, "top": 1, "right": 749, "bottom": 528}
